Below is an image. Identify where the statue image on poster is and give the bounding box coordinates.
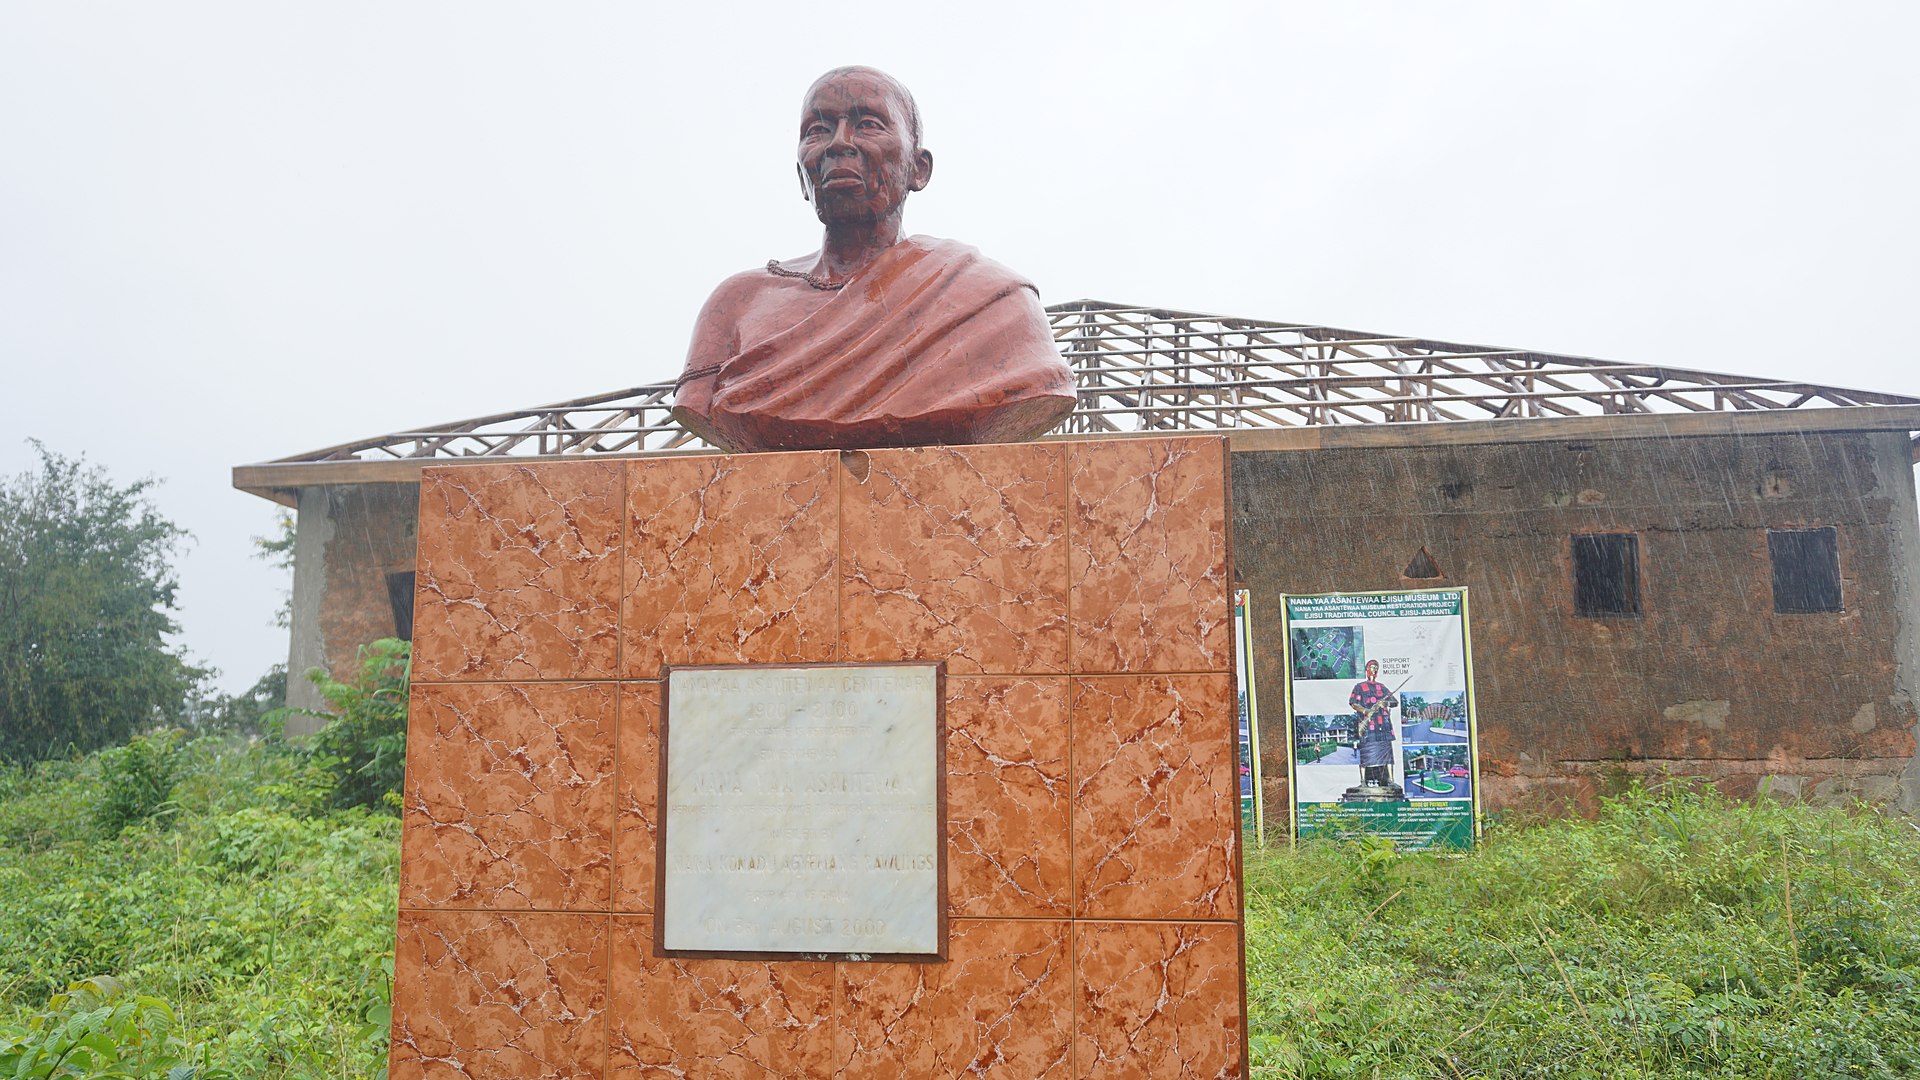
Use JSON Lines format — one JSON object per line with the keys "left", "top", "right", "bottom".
{"left": 1345, "top": 657, "right": 1403, "bottom": 800}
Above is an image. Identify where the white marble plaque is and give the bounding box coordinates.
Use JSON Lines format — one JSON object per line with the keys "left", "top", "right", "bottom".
{"left": 660, "top": 664, "right": 942, "bottom": 957}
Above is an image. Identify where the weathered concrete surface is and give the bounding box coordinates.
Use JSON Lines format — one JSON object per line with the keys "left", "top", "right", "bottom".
{"left": 285, "top": 483, "right": 419, "bottom": 732}
{"left": 1233, "top": 430, "right": 1920, "bottom": 825}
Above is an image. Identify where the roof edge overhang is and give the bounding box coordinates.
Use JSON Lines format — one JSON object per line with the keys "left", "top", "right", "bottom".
{"left": 232, "top": 402, "right": 1920, "bottom": 506}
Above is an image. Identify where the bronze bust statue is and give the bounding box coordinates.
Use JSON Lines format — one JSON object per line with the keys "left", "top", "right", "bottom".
{"left": 672, "top": 67, "right": 1076, "bottom": 453}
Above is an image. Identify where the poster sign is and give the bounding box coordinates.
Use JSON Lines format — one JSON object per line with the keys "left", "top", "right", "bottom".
{"left": 1281, "top": 588, "right": 1479, "bottom": 850}
{"left": 1232, "top": 589, "right": 1264, "bottom": 846}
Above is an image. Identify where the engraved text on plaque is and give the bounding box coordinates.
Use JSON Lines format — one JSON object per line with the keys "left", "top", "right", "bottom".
{"left": 659, "top": 663, "right": 943, "bottom": 958}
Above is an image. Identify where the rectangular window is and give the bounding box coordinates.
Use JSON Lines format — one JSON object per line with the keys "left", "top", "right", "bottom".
{"left": 387, "top": 570, "right": 417, "bottom": 641}
{"left": 1572, "top": 533, "right": 1640, "bottom": 617}
{"left": 1769, "top": 527, "right": 1841, "bottom": 613}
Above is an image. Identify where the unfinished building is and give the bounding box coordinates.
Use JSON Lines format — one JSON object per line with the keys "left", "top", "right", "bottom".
{"left": 233, "top": 301, "right": 1920, "bottom": 824}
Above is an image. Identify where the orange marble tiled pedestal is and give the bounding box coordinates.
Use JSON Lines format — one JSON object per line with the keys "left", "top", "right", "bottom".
{"left": 391, "top": 437, "right": 1246, "bottom": 1079}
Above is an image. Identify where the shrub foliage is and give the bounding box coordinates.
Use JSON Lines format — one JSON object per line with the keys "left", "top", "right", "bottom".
{"left": 300, "top": 639, "right": 410, "bottom": 813}
{"left": 0, "top": 738, "right": 400, "bottom": 1078}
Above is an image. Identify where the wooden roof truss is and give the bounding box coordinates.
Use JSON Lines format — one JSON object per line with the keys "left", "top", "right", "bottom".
{"left": 260, "top": 300, "right": 1920, "bottom": 468}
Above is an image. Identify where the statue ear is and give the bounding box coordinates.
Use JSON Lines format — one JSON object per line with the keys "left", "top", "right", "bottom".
{"left": 796, "top": 162, "right": 811, "bottom": 202}
{"left": 910, "top": 148, "right": 933, "bottom": 192}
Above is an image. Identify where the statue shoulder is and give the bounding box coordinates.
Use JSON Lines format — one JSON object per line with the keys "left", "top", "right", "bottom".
{"left": 704, "top": 265, "right": 780, "bottom": 306}
{"left": 691, "top": 266, "right": 781, "bottom": 337}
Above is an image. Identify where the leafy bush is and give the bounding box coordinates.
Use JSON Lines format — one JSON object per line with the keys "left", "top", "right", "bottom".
{"left": 93, "top": 728, "right": 190, "bottom": 834}
{"left": 300, "top": 639, "right": 410, "bottom": 813}
{"left": 0, "top": 757, "right": 100, "bottom": 851}
{"left": 0, "top": 976, "right": 235, "bottom": 1079}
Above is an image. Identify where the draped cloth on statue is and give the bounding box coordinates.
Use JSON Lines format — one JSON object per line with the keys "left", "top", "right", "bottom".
{"left": 1356, "top": 724, "right": 1397, "bottom": 769}
{"left": 673, "top": 236, "right": 1077, "bottom": 452}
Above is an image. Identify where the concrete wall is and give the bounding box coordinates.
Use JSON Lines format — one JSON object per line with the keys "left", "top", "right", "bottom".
{"left": 286, "top": 482, "right": 420, "bottom": 731}
{"left": 1232, "top": 430, "right": 1920, "bottom": 825}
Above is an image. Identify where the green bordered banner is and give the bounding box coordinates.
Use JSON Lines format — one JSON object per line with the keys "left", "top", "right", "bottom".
{"left": 1280, "top": 588, "right": 1480, "bottom": 850}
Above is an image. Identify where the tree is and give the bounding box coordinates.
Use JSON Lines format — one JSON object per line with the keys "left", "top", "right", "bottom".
{"left": 253, "top": 509, "right": 295, "bottom": 630}
{"left": 182, "top": 664, "right": 288, "bottom": 738}
{"left": 0, "top": 443, "right": 199, "bottom": 761}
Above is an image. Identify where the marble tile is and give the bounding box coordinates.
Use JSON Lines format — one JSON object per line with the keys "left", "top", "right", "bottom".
{"left": 1075, "top": 921, "right": 1243, "bottom": 1080}
{"left": 413, "top": 462, "right": 623, "bottom": 682}
{"left": 661, "top": 665, "right": 941, "bottom": 955}
{"left": 835, "top": 918, "right": 1072, "bottom": 1079}
{"left": 1072, "top": 675, "right": 1239, "bottom": 920}
{"left": 623, "top": 453, "right": 838, "bottom": 677}
{"left": 608, "top": 916, "right": 834, "bottom": 1079}
{"left": 613, "top": 682, "right": 659, "bottom": 914}
{"left": 400, "top": 682, "right": 615, "bottom": 912}
{"left": 945, "top": 676, "right": 1071, "bottom": 918}
{"left": 840, "top": 444, "right": 1068, "bottom": 674}
{"left": 1068, "top": 438, "right": 1231, "bottom": 674}
{"left": 390, "top": 909, "right": 608, "bottom": 1080}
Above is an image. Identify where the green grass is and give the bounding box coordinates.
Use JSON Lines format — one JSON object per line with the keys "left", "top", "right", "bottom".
{"left": 4, "top": 734, "right": 1919, "bottom": 1078}
{"left": 1245, "top": 785, "right": 1920, "bottom": 1078}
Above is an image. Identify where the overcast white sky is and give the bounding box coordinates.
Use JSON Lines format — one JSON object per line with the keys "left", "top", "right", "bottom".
{"left": 2, "top": 2, "right": 1916, "bottom": 693}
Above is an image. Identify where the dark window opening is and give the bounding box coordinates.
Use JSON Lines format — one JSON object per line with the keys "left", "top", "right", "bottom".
{"left": 1403, "top": 547, "right": 1443, "bottom": 579}
{"left": 1770, "top": 527, "right": 1841, "bottom": 613}
{"left": 1572, "top": 533, "right": 1639, "bottom": 616}
{"left": 387, "top": 570, "right": 417, "bottom": 641}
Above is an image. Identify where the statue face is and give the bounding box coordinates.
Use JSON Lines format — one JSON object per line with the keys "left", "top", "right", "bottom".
{"left": 797, "top": 70, "right": 932, "bottom": 226}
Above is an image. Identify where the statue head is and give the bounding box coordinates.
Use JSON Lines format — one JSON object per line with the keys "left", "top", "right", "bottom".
{"left": 796, "top": 66, "right": 933, "bottom": 227}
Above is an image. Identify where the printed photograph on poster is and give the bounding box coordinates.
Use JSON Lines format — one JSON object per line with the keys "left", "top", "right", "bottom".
{"left": 1291, "top": 714, "right": 1355, "bottom": 765}
{"left": 1398, "top": 690, "right": 1468, "bottom": 743}
{"left": 1403, "top": 744, "right": 1473, "bottom": 801}
{"left": 1289, "top": 625, "right": 1362, "bottom": 681}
